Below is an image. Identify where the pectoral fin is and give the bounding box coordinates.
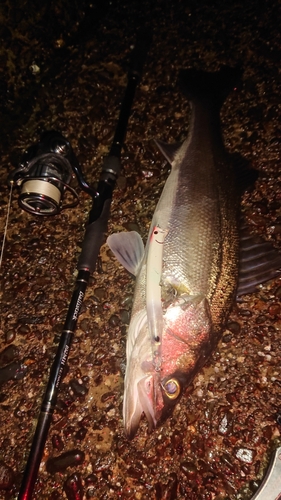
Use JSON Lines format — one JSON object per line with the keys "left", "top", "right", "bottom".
{"left": 107, "top": 231, "right": 145, "bottom": 276}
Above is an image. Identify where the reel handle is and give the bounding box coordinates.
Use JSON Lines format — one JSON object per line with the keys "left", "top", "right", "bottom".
{"left": 77, "top": 155, "right": 121, "bottom": 272}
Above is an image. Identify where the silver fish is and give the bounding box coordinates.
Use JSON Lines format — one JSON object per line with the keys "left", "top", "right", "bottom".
{"left": 107, "top": 67, "right": 281, "bottom": 439}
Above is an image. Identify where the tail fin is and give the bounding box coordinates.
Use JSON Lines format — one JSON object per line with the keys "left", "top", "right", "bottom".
{"left": 179, "top": 66, "right": 242, "bottom": 108}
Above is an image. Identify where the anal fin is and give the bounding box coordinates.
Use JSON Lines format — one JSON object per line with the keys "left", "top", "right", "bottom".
{"left": 237, "top": 223, "right": 281, "bottom": 296}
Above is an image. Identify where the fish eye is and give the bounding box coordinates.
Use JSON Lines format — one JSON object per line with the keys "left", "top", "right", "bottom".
{"left": 162, "top": 378, "right": 181, "bottom": 399}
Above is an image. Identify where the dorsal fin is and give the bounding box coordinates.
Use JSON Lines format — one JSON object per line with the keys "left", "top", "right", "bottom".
{"left": 154, "top": 139, "right": 183, "bottom": 165}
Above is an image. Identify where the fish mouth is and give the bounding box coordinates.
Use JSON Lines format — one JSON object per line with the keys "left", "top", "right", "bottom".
{"left": 123, "top": 372, "right": 186, "bottom": 438}
{"left": 123, "top": 374, "right": 160, "bottom": 439}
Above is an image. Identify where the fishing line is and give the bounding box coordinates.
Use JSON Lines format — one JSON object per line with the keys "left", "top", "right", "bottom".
{"left": 0, "top": 181, "right": 13, "bottom": 270}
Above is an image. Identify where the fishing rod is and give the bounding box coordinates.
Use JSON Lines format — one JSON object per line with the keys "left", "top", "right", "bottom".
{"left": 16, "top": 28, "right": 151, "bottom": 500}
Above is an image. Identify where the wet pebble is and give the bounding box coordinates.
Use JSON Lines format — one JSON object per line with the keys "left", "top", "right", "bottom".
{"left": 256, "top": 314, "right": 267, "bottom": 324}
{"left": 69, "top": 379, "right": 88, "bottom": 398}
{"left": 249, "top": 480, "right": 262, "bottom": 494}
{"left": 120, "top": 295, "right": 133, "bottom": 308}
{"left": 122, "top": 221, "right": 142, "bottom": 232}
{"left": 108, "top": 314, "right": 120, "bottom": 327}
{"left": 246, "top": 213, "right": 268, "bottom": 226}
{"left": 116, "top": 175, "right": 127, "bottom": 190}
{"left": 18, "top": 315, "right": 45, "bottom": 324}
{"left": 92, "top": 454, "right": 113, "bottom": 473}
{"left": 5, "top": 329, "right": 16, "bottom": 344}
{"left": 262, "top": 425, "right": 273, "bottom": 440}
{"left": 64, "top": 473, "right": 83, "bottom": 500}
{"left": 63, "top": 426, "right": 76, "bottom": 439}
{"left": 220, "top": 451, "right": 236, "bottom": 472}
{"left": 100, "top": 391, "right": 115, "bottom": 403}
{"left": 268, "top": 303, "right": 280, "bottom": 316}
{"left": 223, "top": 479, "right": 236, "bottom": 496}
{"left": 240, "top": 309, "right": 252, "bottom": 317}
{"left": 155, "top": 472, "right": 178, "bottom": 500}
{"left": 127, "top": 463, "right": 143, "bottom": 479}
{"left": 226, "top": 321, "right": 241, "bottom": 334}
{"left": 218, "top": 411, "right": 234, "bottom": 435}
{"left": 89, "top": 304, "right": 103, "bottom": 317}
{"left": 79, "top": 318, "right": 92, "bottom": 334}
{"left": 17, "top": 324, "right": 31, "bottom": 335}
{"left": 94, "top": 287, "right": 107, "bottom": 300}
{"left": 52, "top": 433, "right": 64, "bottom": 451}
{"left": 46, "top": 449, "right": 85, "bottom": 474}
{"left": 75, "top": 426, "right": 87, "bottom": 441}
{"left": 276, "top": 413, "right": 281, "bottom": 426}
{"left": 0, "top": 460, "right": 14, "bottom": 490}
{"left": 222, "top": 333, "right": 232, "bottom": 343}
{"left": 0, "top": 361, "right": 27, "bottom": 383}
{"left": 55, "top": 399, "right": 69, "bottom": 417}
{"left": 271, "top": 223, "right": 281, "bottom": 234}
{"left": 86, "top": 487, "right": 96, "bottom": 498}
{"left": 141, "top": 168, "right": 157, "bottom": 178}
{"left": 94, "top": 373, "right": 103, "bottom": 386}
{"left": 171, "top": 430, "right": 183, "bottom": 449}
{"left": 120, "top": 309, "right": 130, "bottom": 324}
{"left": 48, "top": 491, "right": 62, "bottom": 499}
{"left": 180, "top": 461, "right": 197, "bottom": 478}
{"left": 102, "top": 301, "right": 111, "bottom": 310}
{"left": 0, "top": 344, "right": 19, "bottom": 366}
{"left": 253, "top": 200, "right": 268, "bottom": 214}
{"left": 235, "top": 447, "right": 256, "bottom": 464}
{"left": 85, "top": 474, "right": 98, "bottom": 487}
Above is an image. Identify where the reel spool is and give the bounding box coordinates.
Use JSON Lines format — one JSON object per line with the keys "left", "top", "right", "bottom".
{"left": 9, "top": 131, "right": 93, "bottom": 216}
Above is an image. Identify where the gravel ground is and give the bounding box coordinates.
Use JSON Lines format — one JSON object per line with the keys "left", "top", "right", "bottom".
{"left": 0, "top": 1, "right": 281, "bottom": 498}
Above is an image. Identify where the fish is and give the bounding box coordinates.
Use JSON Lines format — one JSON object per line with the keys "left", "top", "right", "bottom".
{"left": 107, "top": 67, "right": 281, "bottom": 439}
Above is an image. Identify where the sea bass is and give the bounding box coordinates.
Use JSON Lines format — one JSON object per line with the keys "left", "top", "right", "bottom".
{"left": 107, "top": 67, "right": 281, "bottom": 439}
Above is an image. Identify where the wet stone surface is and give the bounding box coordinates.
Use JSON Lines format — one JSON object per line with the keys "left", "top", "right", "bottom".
{"left": 46, "top": 450, "right": 85, "bottom": 475}
{"left": 0, "top": 0, "right": 281, "bottom": 498}
{"left": 0, "top": 461, "right": 14, "bottom": 491}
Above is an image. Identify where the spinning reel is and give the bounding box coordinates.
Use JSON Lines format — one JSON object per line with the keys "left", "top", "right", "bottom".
{"left": 8, "top": 131, "right": 95, "bottom": 216}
